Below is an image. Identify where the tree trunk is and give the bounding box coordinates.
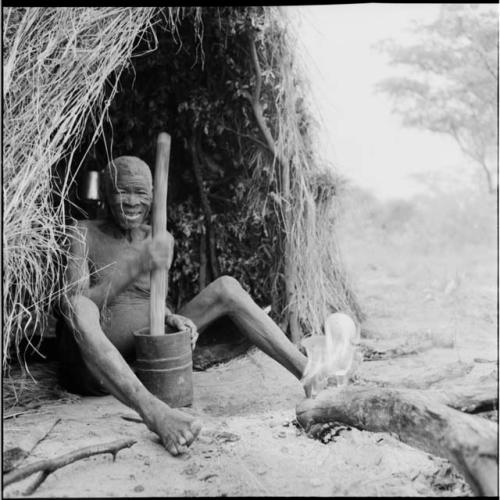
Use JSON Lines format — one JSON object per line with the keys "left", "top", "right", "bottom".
{"left": 283, "top": 165, "right": 300, "bottom": 343}
{"left": 190, "top": 134, "right": 220, "bottom": 280}
{"left": 477, "top": 157, "right": 495, "bottom": 194}
{"left": 296, "top": 386, "right": 498, "bottom": 497}
{"left": 244, "top": 33, "right": 301, "bottom": 342}
{"left": 199, "top": 230, "right": 207, "bottom": 290}
{"left": 450, "top": 129, "right": 496, "bottom": 194}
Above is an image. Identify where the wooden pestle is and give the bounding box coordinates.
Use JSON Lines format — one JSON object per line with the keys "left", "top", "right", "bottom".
{"left": 149, "top": 132, "right": 171, "bottom": 336}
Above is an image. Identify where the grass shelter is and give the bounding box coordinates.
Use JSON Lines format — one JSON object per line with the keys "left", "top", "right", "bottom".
{"left": 3, "top": 6, "right": 362, "bottom": 377}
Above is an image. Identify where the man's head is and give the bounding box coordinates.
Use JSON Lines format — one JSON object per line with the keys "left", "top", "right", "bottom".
{"left": 103, "top": 156, "right": 153, "bottom": 230}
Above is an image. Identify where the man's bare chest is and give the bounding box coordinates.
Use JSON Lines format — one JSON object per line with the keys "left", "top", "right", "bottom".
{"left": 86, "top": 228, "right": 147, "bottom": 282}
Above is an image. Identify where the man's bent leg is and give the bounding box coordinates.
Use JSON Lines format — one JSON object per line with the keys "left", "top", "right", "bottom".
{"left": 178, "top": 276, "right": 307, "bottom": 380}
{"left": 56, "top": 317, "right": 109, "bottom": 396}
{"left": 62, "top": 294, "right": 201, "bottom": 455}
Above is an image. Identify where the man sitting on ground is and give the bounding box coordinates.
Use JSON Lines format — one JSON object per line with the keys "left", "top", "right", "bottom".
{"left": 59, "top": 155, "right": 308, "bottom": 456}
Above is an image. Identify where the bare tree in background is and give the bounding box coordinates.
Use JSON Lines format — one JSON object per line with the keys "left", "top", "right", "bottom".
{"left": 375, "top": 4, "right": 498, "bottom": 194}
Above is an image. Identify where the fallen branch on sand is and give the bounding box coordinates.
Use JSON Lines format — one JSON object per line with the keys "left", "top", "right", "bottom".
{"left": 296, "top": 386, "right": 498, "bottom": 497}
{"left": 3, "top": 438, "right": 136, "bottom": 495}
{"left": 360, "top": 338, "right": 435, "bottom": 360}
{"left": 356, "top": 376, "right": 498, "bottom": 414}
{"left": 431, "top": 383, "right": 498, "bottom": 414}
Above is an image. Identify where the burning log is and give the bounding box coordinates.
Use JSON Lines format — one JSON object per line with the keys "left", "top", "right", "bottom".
{"left": 296, "top": 386, "right": 498, "bottom": 496}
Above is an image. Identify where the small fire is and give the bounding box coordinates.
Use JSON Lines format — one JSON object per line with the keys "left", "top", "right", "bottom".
{"left": 301, "top": 312, "right": 361, "bottom": 397}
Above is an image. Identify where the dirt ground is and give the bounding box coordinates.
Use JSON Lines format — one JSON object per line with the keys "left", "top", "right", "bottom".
{"left": 3, "top": 195, "right": 498, "bottom": 497}
{"left": 4, "top": 345, "right": 486, "bottom": 498}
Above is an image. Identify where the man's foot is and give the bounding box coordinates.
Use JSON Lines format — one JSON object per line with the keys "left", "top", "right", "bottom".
{"left": 144, "top": 400, "right": 202, "bottom": 456}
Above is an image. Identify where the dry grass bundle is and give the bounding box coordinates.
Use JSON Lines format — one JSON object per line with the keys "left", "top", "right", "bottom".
{"left": 3, "top": 7, "right": 158, "bottom": 371}
{"left": 247, "top": 7, "right": 361, "bottom": 339}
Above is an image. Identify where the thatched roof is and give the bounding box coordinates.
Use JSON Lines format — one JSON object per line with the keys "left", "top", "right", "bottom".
{"left": 3, "top": 6, "right": 361, "bottom": 370}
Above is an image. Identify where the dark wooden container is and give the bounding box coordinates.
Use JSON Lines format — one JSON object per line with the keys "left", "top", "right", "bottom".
{"left": 133, "top": 328, "right": 193, "bottom": 408}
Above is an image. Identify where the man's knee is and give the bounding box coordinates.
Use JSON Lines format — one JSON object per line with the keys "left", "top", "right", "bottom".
{"left": 212, "top": 275, "right": 247, "bottom": 307}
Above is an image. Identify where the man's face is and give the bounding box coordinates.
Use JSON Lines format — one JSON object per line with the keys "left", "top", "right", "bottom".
{"left": 106, "top": 165, "right": 153, "bottom": 230}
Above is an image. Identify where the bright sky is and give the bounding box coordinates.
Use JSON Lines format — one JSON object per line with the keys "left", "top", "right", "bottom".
{"left": 292, "top": 4, "right": 472, "bottom": 200}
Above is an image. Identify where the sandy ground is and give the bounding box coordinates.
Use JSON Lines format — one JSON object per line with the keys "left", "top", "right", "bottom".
{"left": 0, "top": 350, "right": 474, "bottom": 498}
{"left": 3, "top": 205, "right": 498, "bottom": 497}
{"left": 4, "top": 332, "right": 495, "bottom": 498}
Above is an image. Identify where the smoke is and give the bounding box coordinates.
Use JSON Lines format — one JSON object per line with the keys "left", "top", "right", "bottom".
{"left": 301, "top": 312, "right": 361, "bottom": 397}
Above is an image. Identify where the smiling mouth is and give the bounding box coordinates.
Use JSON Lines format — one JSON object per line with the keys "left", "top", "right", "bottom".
{"left": 122, "top": 211, "right": 143, "bottom": 221}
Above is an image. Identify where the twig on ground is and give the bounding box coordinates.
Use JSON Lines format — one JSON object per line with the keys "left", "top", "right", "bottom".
{"left": 3, "top": 418, "right": 61, "bottom": 473}
{"left": 3, "top": 411, "right": 34, "bottom": 420}
{"left": 29, "top": 418, "right": 61, "bottom": 454}
{"left": 120, "top": 415, "right": 144, "bottom": 424}
{"left": 4, "top": 404, "right": 73, "bottom": 420}
{"left": 360, "top": 338, "right": 434, "bottom": 361}
{"left": 474, "top": 358, "right": 496, "bottom": 363}
{"left": 3, "top": 438, "right": 136, "bottom": 495}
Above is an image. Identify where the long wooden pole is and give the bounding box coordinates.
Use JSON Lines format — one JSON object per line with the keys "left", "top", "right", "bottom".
{"left": 150, "top": 132, "right": 171, "bottom": 336}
